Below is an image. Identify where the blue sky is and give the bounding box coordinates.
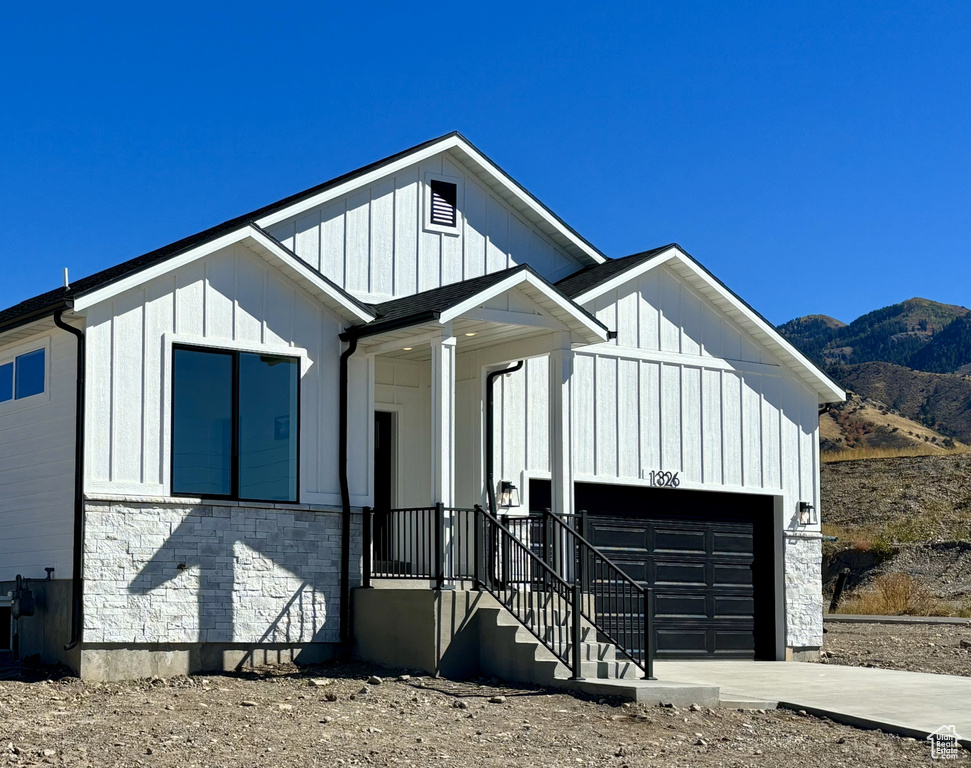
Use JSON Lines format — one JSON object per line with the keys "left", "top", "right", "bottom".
{"left": 2, "top": 1, "right": 968, "bottom": 325}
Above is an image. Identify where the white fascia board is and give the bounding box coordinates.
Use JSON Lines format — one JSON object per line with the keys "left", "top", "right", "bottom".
{"left": 246, "top": 226, "right": 374, "bottom": 323}
{"left": 439, "top": 271, "right": 608, "bottom": 342}
{"left": 670, "top": 256, "right": 844, "bottom": 403}
{"left": 451, "top": 138, "right": 605, "bottom": 266}
{"left": 255, "top": 137, "right": 462, "bottom": 229}
{"left": 573, "top": 246, "right": 843, "bottom": 402}
{"left": 72, "top": 228, "right": 252, "bottom": 311}
{"left": 253, "top": 134, "right": 605, "bottom": 267}
{"left": 571, "top": 246, "right": 681, "bottom": 305}
{"left": 73, "top": 225, "right": 374, "bottom": 325}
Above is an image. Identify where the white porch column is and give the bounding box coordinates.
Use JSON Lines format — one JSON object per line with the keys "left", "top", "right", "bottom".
{"left": 430, "top": 323, "right": 457, "bottom": 507}
{"left": 549, "top": 332, "right": 574, "bottom": 517}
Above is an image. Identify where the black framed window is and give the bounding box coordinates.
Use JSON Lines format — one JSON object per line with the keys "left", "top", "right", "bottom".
{"left": 0, "top": 347, "right": 46, "bottom": 404}
{"left": 172, "top": 345, "right": 300, "bottom": 502}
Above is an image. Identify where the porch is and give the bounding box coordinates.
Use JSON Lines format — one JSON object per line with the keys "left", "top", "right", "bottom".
{"left": 355, "top": 503, "right": 658, "bottom": 688}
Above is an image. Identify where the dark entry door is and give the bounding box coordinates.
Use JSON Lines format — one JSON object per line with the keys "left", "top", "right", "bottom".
{"left": 374, "top": 412, "right": 394, "bottom": 511}
{"left": 576, "top": 483, "right": 775, "bottom": 660}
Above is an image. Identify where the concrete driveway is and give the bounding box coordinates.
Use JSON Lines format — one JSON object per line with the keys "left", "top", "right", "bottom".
{"left": 656, "top": 661, "right": 971, "bottom": 748}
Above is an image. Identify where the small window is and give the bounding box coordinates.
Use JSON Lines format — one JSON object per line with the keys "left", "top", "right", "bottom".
{"left": 429, "top": 180, "right": 458, "bottom": 227}
{"left": 172, "top": 345, "right": 300, "bottom": 502}
{"left": 0, "top": 348, "right": 45, "bottom": 404}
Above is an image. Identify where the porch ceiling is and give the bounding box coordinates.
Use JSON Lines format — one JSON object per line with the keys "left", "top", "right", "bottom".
{"left": 360, "top": 315, "right": 570, "bottom": 361}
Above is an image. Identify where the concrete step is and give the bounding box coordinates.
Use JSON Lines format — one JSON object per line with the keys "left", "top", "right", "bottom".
{"left": 565, "top": 678, "right": 720, "bottom": 707}
{"left": 479, "top": 605, "right": 646, "bottom": 685}
{"left": 579, "top": 658, "right": 641, "bottom": 680}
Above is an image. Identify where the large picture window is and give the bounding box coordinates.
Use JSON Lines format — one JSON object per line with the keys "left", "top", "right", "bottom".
{"left": 171, "top": 345, "right": 299, "bottom": 502}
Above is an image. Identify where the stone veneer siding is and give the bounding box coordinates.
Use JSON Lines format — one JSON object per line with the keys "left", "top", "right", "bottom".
{"left": 784, "top": 533, "right": 823, "bottom": 649}
{"left": 83, "top": 499, "right": 359, "bottom": 646}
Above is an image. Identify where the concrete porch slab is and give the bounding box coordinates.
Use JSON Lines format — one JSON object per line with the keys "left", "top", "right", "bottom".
{"left": 656, "top": 661, "right": 971, "bottom": 748}
{"left": 562, "top": 677, "right": 720, "bottom": 707}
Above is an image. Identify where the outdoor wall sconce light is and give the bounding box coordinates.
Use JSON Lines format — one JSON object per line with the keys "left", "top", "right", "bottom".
{"left": 797, "top": 501, "right": 817, "bottom": 526}
{"left": 499, "top": 480, "right": 521, "bottom": 508}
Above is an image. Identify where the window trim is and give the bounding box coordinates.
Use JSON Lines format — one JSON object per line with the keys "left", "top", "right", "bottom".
{"left": 169, "top": 342, "right": 302, "bottom": 505}
{"left": 0, "top": 336, "right": 52, "bottom": 413}
{"left": 423, "top": 172, "right": 463, "bottom": 236}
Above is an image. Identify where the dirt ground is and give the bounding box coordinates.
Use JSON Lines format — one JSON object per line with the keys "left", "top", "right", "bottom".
{"left": 0, "top": 660, "right": 956, "bottom": 768}
{"left": 822, "top": 620, "right": 971, "bottom": 676}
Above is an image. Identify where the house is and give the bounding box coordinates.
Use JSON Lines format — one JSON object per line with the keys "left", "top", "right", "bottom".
{"left": 0, "top": 133, "right": 843, "bottom": 682}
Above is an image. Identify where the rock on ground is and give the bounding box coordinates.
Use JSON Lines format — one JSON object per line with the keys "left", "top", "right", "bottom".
{"left": 0, "top": 660, "right": 946, "bottom": 767}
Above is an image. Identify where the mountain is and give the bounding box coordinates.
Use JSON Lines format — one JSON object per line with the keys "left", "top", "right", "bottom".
{"left": 778, "top": 298, "right": 970, "bottom": 372}
{"left": 779, "top": 298, "right": 971, "bottom": 446}
{"left": 820, "top": 388, "right": 962, "bottom": 453}
{"left": 834, "top": 362, "right": 971, "bottom": 444}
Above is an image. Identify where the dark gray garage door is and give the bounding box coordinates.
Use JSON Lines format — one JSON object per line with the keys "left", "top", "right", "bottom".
{"left": 575, "top": 483, "right": 775, "bottom": 660}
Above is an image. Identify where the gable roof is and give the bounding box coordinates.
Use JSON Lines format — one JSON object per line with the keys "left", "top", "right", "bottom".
{"left": 342, "top": 264, "right": 609, "bottom": 345}
{"left": 559, "top": 244, "right": 844, "bottom": 403}
{"left": 0, "top": 132, "right": 605, "bottom": 336}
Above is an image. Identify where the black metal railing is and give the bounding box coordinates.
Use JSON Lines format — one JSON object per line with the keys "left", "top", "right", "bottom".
{"left": 363, "top": 503, "right": 476, "bottom": 587}
{"left": 545, "top": 510, "right": 654, "bottom": 680}
{"left": 362, "top": 504, "right": 654, "bottom": 680}
{"left": 476, "top": 506, "right": 578, "bottom": 670}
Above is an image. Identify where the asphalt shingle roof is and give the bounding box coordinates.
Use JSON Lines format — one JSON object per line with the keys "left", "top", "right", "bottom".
{"left": 554, "top": 244, "right": 677, "bottom": 299}
{"left": 343, "top": 266, "right": 530, "bottom": 339}
{"left": 0, "top": 131, "right": 609, "bottom": 333}
{"left": 0, "top": 133, "right": 464, "bottom": 332}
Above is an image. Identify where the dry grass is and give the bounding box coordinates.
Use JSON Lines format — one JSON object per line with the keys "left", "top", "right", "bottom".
{"left": 821, "top": 444, "right": 971, "bottom": 463}
{"left": 837, "top": 572, "right": 971, "bottom": 617}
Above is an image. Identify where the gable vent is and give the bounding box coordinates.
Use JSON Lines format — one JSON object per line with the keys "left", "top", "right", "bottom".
{"left": 429, "top": 180, "right": 458, "bottom": 227}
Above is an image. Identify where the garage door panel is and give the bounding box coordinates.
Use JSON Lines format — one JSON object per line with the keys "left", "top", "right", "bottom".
{"left": 713, "top": 531, "right": 754, "bottom": 554}
{"left": 577, "top": 482, "right": 774, "bottom": 661}
{"left": 713, "top": 595, "right": 755, "bottom": 618}
{"left": 713, "top": 631, "right": 757, "bottom": 654}
{"left": 654, "top": 593, "right": 707, "bottom": 619}
{"left": 590, "top": 524, "right": 649, "bottom": 549}
{"left": 713, "top": 563, "right": 754, "bottom": 586}
{"left": 656, "top": 629, "right": 707, "bottom": 653}
{"left": 654, "top": 528, "right": 706, "bottom": 553}
{"left": 655, "top": 562, "right": 706, "bottom": 585}
{"left": 601, "top": 558, "right": 648, "bottom": 582}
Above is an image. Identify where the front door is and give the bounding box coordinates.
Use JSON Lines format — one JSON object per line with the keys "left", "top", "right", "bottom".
{"left": 374, "top": 411, "right": 394, "bottom": 511}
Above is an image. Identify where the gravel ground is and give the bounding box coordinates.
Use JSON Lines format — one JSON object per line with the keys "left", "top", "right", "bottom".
{"left": 0, "top": 662, "right": 952, "bottom": 768}
{"left": 822, "top": 620, "right": 971, "bottom": 676}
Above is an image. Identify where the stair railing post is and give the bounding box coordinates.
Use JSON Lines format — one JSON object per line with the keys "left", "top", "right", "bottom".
{"left": 643, "top": 587, "right": 656, "bottom": 680}
{"left": 473, "top": 504, "right": 483, "bottom": 591}
{"left": 500, "top": 513, "right": 510, "bottom": 589}
{"left": 362, "top": 506, "right": 373, "bottom": 589}
{"left": 542, "top": 507, "right": 552, "bottom": 570}
{"left": 570, "top": 545, "right": 584, "bottom": 680}
{"left": 435, "top": 501, "right": 445, "bottom": 590}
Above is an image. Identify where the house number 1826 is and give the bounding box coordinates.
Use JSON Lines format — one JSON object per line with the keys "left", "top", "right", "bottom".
{"left": 648, "top": 470, "right": 680, "bottom": 488}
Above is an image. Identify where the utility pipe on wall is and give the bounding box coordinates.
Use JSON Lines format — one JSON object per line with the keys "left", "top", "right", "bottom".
{"left": 337, "top": 336, "right": 359, "bottom": 644}
{"left": 52, "top": 309, "right": 85, "bottom": 651}
{"left": 485, "top": 361, "right": 524, "bottom": 516}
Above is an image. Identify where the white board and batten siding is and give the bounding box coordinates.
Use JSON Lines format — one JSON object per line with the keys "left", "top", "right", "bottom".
{"left": 494, "top": 264, "right": 820, "bottom": 519}
{"left": 265, "top": 151, "right": 583, "bottom": 303}
{"left": 0, "top": 329, "right": 77, "bottom": 581}
{"left": 83, "top": 244, "right": 371, "bottom": 507}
